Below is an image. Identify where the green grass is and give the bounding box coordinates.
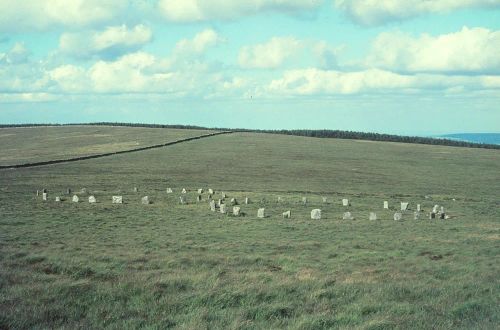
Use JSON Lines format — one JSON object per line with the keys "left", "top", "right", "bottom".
{"left": 0, "top": 126, "right": 212, "bottom": 165}
{"left": 1, "top": 130, "right": 499, "bottom": 329}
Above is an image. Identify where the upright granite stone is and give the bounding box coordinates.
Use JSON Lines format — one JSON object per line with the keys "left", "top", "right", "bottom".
{"left": 277, "top": 196, "right": 282, "bottom": 203}
{"left": 89, "top": 196, "right": 97, "bottom": 203}
{"left": 311, "top": 209, "right": 322, "bottom": 220}
{"left": 230, "top": 198, "right": 238, "bottom": 205}
{"left": 66, "top": 188, "right": 71, "bottom": 195}
{"left": 42, "top": 192, "right": 48, "bottom": 201}
{"left": 342, "top": 199, "right": 349, "bottom": 207}
{"left": 257, "top": 208, "right": 266, "bottom": 218}
{"left": 36, "top": 190, "right": 39, "bottom": 196}
{"left": 401, "top": 202, "right": 409, "bottom": 211}
{"left": 432, "top": 205, "right": 439, "bottom": 213}
{"left": 208, "top": 188, "right": 214, "bottom": 195}
{"left": 197, "top": 188, "right": 204, "bottom": 194}
{"left": 369, "top": 212, "right": 377, "bottom": 221}
{"left": 245, "top": 197, "right": 249, "bottom": 204}
{"left": 210, "top": 200, "right": 216, "bottom": 211}
{"left": 383, "top": 201, "right": 389, "bottom": 209}
{"left": 233, "top": 207, "right": 241, "bottom": 216}
{"left": 55, "top": 196, "right": 61, "bottom": 202}
{"left": 179, "top": 196, "right": 186, "bottom": 204}
{"left": 302, "top": 197, "right": 307, "bottom": 205}
{"left": 166, "top": 188, "right": 173, "bottom": 194}
{"left": 72, "top": 195, "right": 79, "bottom": 203}
{"left": 414, "top": 211, "right": 420, "bottom": 220}
{"left": 134, "top": 187, "right": 138, "bottom": 193}
{"left": 343, "top": 212, "right": 354, "bottom": 220}
{"left": 112, "top": 196, "right": 123, "bottom": 204}
{"left": 181, "top": 188, "right": 187, "bottom": 194}
{"left": 220, "top": 204, "right": 227, "bottom": 214}
{"left": 394, "top": 212, "right": 403, "bottom": 221}
{"left": 417, "top": 204, "right": 421, "bottom": 212}
{"left": 197, "top": 195, "right": 202, "bottom": 202}
{"left": 282, "top": 210, "right": 291, "bottom": 218}
{"left": 141, "top": 196, "right": 151, "bottom": 205}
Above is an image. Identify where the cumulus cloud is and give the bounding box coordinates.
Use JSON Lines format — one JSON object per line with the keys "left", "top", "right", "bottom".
{"left": 366, "top": 27, "right": 500, "bottom": 74}
{"left": 173, "top": 29, "right": 223, "bottom": 56}
{"left": 0, "top": 0, "right": 127, "bottom": 32}
{"left": 266, "top": 68, "right": 500, "bottom": 95}
{"left": 0, "top": 42, "right": 30, "bottom": 64}
{"left": 335, "top": 0, "right": 500, "bottom": 26}
{"left": 239, "top": 37, "right": 303, "bottom": 69}
{"left": 158, "top": 0, "right": 322, "bottom": 22}
{"left": 60, "top": 24, "right": 153, "bottom": 60}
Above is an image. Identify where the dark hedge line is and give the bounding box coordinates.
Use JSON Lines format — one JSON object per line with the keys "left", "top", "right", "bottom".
{"left": 1, "top": 122, "right": 498, "bottom": 150}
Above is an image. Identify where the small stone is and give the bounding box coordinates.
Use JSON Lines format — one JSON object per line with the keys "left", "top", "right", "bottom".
{"left": 282, "top": 210, "right": 291, "bottom": 218}
{"left": 394, "top": 212, "right": 402, "bottom": 221}
{"left": 369, "top": 212, "right": 377, "bottom": 221}
{"left": 42, "top": 192, "right": 48, "bottom": 201}
{"left": 72, "top": 195, "right": 79, "bottom": 203}
{"left": 89, "top": 196, "right": 97, "bottom": 203}
{"left": 221, "top": 192, "right": 227, "bottom": 199}
{"left": 220, "top": 204, "right": 227, "bottom": 214}
{"left": 197, "top": 195, "right": 202, "bottom": 202}
{"left": 112, "top": 196, "right": 122, "bottom": 204}
{"left": 179, "top": 196, "right": 186, "bottom": 204}
{"left": 133, "top": 187, "right": 138, "bottom": 193}
{"left": 208, "top": 188, "right": 214, "bottom": 195}
{"left": 417, "top": 204, "right": 421, "bottom": 212}
{"left": 440, "top": 206, "right": 445, "bottom": 214}
{"left": 245, "top": 197, "right": 249, "bottom": 204}
{"left": 166, "top": 188, "right": 173, "bottom": 194}
{"left": 400, "top": 202, "right": 409, "bottom": 211}
{"left": 55, "top": 196, "right": 61, "bottom": 202}
{"left": 197, "top": 188, "right": 204, "bottom": 194}
{"left": 141, "top": 196, "right": 151, "bottom": 205}
{"left": 36, "top": 190, "right": 39, "bottom": 196}
{"left": 343, "top": 212, "right": 354, "bottom": 220}
{"left": 210, "top": 200, "right": 216, "bottom": 211}
{"left": 414, "top": 211, "right": 420, "bottom": 220}
{"left": 342, "top": 199, "right": 349, "bottom": 207}
{"left": 277, "top": 196, "right": 282, "bottom": 203}
{"left": 322, "top": 197, "right": 328, "bottom": 203}
{"left": 302, "top": 197, "right": 307, "bottom": 205}
{"left": 432, "top": 205, "right": 439, "bottom": 213}
{"left": 181, "top": 188, "right": 187, "bottom": 194}
{"left": 233, "top": 207, "right": 241, "bottom": 216}
{"left": 217, "top": 199, "right": 223, "bottom": 207}
{"left": 257, "top": 208, "right": 266, "bottom": 218}
{"left": 66, "top": 188, "right": 71, "bottom": 195}
{"left": 383, "top": 201, "right": 389, "bottom": 209}
{"left": 429, "top": 212, "right": 436, "bottom": 220}
{"left": 311, "top": 209, "right": 322, "bottom": 220}
{"left": 230, "top": 198, "right": 237, "bottom": 205}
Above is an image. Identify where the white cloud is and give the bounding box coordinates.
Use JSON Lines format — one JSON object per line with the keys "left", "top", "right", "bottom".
{"left": 173, "top": 29, "right": 222, "bottom": 56}
{"left": 239, "top": 37, "right": 303, "bottom": 69}
{"left": 0, "top": 0, "right": 127, "bottom": 32}
{"left": 366, "top": 27, "right": 500, "bottom": 74}
{"left": 158, "top": 0, "right": 322, "bottom": 22}
{"left": 335, "top": 0, "right": 500, "bottom": 25}
{"left": 60, "top": 24, "right": 153, "bottom": 60}
{"left": 0, "top": 42, "right": 30, "bottom": 64}
{"left": 265, "top": 68, "right": 500, "bottom": 95}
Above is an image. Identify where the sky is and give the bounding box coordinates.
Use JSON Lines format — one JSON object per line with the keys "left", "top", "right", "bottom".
{"left": 0, "top": 0, "right": 500, "bottom": 135}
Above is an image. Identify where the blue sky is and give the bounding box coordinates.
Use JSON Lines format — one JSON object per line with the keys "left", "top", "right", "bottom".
{"left": 1, "top": 0, "right": 499, "bottom": 135}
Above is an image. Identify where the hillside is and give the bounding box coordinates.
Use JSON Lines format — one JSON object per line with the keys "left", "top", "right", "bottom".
{"left": 0, "top": 129, "right": 499, "bottom": 329}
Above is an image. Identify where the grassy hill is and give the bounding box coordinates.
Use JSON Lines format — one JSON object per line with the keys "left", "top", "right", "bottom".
{"left": 0, "top": 129, "right": 499, "bottom": 329}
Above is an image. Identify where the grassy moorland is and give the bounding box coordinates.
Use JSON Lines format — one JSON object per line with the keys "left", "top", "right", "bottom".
{"left": 0, "top": 130, "right": 499, "bottom": 329}
{"left": 0, "top": 126, "right": 213, "bottom": 166}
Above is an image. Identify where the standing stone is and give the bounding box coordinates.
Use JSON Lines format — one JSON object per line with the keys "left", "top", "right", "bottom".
{"left": 233, "top": 207, "right": 241, "bottom": 216}
{"left": 89, "top": 196, "right": 97, "bottom": 203}
{"left": 311, "top": 209, "right": 322, "bottom": 220}
{"left": 217, "top": 199, "right": 223, "bottom": 207}
{"left": 440, "top": 206, "right": 445, "bottom": 214}
{"left": 81, "top": 188, "right": 87, "bottom": 194}
{"left": 383, "top": 201, "right": 389, "bottom": 209}
{"left": 429, "top": 212, "right": 436, "bottom": 220}
{"left": 208, "top": 188, "right": 214, "bottom": 195}
{"left": 257, "top": 208, "right": 266, "bottom": 218}
{"left": 55, "top": 196, "right": 61, "bottom": 202}
{"left": 197, "top": 188, "right": 204, "bottom": 194}
{"left": 133, "top": 187, "right": 138, "bottom": 193}
{"left": 432, "top": 205, "right": 439, "bottom": 213}
{"left": 342, "top": 199, "right": 349, "bottom": 207}
{"left": 401, "top": 202, "right": 409, "bottom": 211}
{"left": 230, "top": 198, "right": 237, "bottom": 205}
{"left": 221, "top": 192, "right": 227, "bottom": 199}
{"left": 277, "top": 196, "right": 282, "bottom": 203}
{"left": 220, "top": 204, "right": 227, "bottom": 214}
{"left": 282, "top": 210, "right": 291, "bottom": 218}
{"left": 343, "top": 212, "right": 354, "bottom": 220}
{"left": 42, "top": 192, "right": 48, "bottom": 201}
{"left": 66, "top": 188, "right": 71, "bottom": 195}
{"left": 414, "top": 211, "right": 420, "bottom": 220}
{"left": 112, "top": 196, "right": 122, "bottom": 204}
{"left": 210, "top": 200, "right": 216, "bottom": 211}
{"left": 179, "top": 196, "right": 186, "bottom": 204}
{"left": 72, "top": 195, "right": 79, "bottom": 203}
{"left": 197, "top": 195, "right": 202, "bottom": 202}
{"left": 417, "top": 204, "right": 421, "bottom": 212}
{"left": 322, "top": 197, "right": 328, "bottom": 203}
{"left": 181, "top": 188, "right": 187, "bottom": 194}
{"left": 394, "top": 212, "right": 403, "bottom": 221}
{"left": 36, "top": 190, "right": 39, "bottom": 196}
{"left": 141, "top": 196, "right": 151, "bottom": 205}
{"left": 369, "top": 212, "right": 377, "bottom": 221}
{"left": 302, "top": 197, "right": 307, "bottom": 205}
{"left": 245, "top": 197, "right": 249, "bottom": 204}
{"left": 166, "top": 188, "right": 173, "bottom": 194}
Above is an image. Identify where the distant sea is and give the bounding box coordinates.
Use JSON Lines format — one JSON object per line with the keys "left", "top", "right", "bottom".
{"left": 438, "top": 133, "right": 500, "bottom": 145}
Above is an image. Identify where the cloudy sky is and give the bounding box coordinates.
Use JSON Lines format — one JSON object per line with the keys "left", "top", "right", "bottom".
{"left": 1, "top": 0, "right": 499, "bottom": 135}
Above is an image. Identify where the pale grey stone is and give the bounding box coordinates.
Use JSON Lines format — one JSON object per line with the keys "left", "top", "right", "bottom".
{"left": 166, "top": 188, "right": 173, "bottom": 194}
{"left": 233, "top": 206, "right": 241, "bottom": 216}
{"left": 221, "top": 192, "right": 227, "bottom": 199}
{"left": 342, "top": 199, "right": 349, "bottom": 207}
{"left": 210, "top": 200, "right": 216, "bottom": 211}
{"left": 141, "top": 196, "right": 151, "bottom": 205}
{"left": 36, "top": 190, "right": 39, "bottom": 196}
{"left": 179, "top": 196, "right": 186, "bottom": 204}
{"left": 343, "top": 212, "right": 354, "bottom": 220}
{"left": 133, "top": 187, "right": 138, "bottom": 193}
{"left": 432, "top": 205, "right": 439, "bottom": 213}
{"left": 112, "top": 196, "right": 122, "bottom": 204}
{"left": 302, "top": 197, "right": 307, "bottom": 205}
{"left": 429, "top": 212, "right": 436, "bottom": 220}
{"left": 394, "top": 212, "right": 402, "bottom": 221}
{"left": 81, "top": 188, "right": 87, "bottom": 194}
{"left": 208, "top": 188, "right": 214, "bottom": 195}
{"left": 220, "top": 204, "right": 227, "bottom": 214}
{"left": 311, "top": 209, "right": 322, "bottom": 220}
{"left": 417, "top": 204, "right": 421, "bottom": 212}
{"left": 89, "top": 196, "right": 97, "bottom": 203}
{"left": 197, "top": 188, "right": 203, "bottom": 194}
{"left": 401, "top": 202, "right": 409, "bottom": 211}
{"left": 217, "top": 199, "right": 223, "bottom": 207}
{"left": 197, "top": 195, "right": 202, "bottom": 202}
{"left": 440, "top": 206, "right": 445, "bottom": 214}
{"left": 245, "top": 197, "right": 249, "bottom": 204}
{"left": 230, "top": 198, "right": 238, "bottom": 205}
{"left": 42, "top": 192, "right": 47, "bottom": 201}
{"left": 277, "top": 196, "right": 282, "bottom": 203}
{"left": 72, "top": 195, "right": 79, "bottom": 203}
{"left": 282, "top": 210, "right": 291, "bottom": 218}
{"left": 55, "top": 196, "right": 61, "bottom": 202}
{"left": 414, "top": 211, "right": 420, "bottom": 220}
{"left": 383, "top": 201, "right": 389, "bottom": 209}
{"left": 322, "top": 197, "right": 328, "bottom": 203}
{"left": 369, "top": 212, "right": 377, "bottom": 221}
{"left": 181, "top": 188, "right": 187, "bottom": 194}
{"left": 67, "top": 188, "right": 71, "bottom": 195}
{"left": 257, "top": 208, "right": 266, "bottom": 218}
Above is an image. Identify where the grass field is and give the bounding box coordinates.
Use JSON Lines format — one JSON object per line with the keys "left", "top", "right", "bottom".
{"left": 0, "top": 126, "right": 212, "bottom": 166}
{"left": 0, "top": 129, "right": 499, "bottom": 329}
